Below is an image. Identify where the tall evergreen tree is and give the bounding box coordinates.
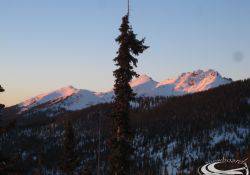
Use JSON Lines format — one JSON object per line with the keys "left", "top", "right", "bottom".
{"left": 61, "top": 120, "right": 78, "bottom": 175}
{"left": 110, "top": 8, "right": 149, "bottom": 175}
{"left": 0, "top": 86, "right": 19, "bottom": 173}
{"left": 0, "top": 86, "right": 17, "bottom": 173}
{"left": 0, "top": 85, "right": 5, "bottom": 132}
{"left": 0, "top": 85, "right": 5, "bottom": 172}
{"left": 0, "top": 85, "right": 4, "bottom": 112}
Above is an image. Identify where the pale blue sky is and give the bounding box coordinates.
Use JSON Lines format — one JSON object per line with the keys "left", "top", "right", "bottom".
{"left": 1, "top": 0, "right": 250, "bottom": 106}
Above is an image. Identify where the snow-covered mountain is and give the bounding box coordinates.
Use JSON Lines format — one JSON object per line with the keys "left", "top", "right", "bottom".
{"left": 17, "top": 69, "right": 232, "bottom": 114}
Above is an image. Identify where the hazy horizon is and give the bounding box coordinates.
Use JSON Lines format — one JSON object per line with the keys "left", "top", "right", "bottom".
{"left": 1, "top": 0, "right": 250, "bottom": 106}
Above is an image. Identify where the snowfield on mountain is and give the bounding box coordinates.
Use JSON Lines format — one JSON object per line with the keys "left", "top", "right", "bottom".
{"left": 18, "top": 69, "right": 232, "bottom": 113}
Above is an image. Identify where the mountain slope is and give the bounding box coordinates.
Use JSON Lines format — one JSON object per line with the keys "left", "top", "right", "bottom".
{"left": 154, "top": 69, "right": 231, "bottom": 96}
{"left": 1, "top": 78, "right": 249, "bottom": 174}
{"left": 19, "top": 86, "right": 78, "bottom": 112}
{"left": 16, "top": 69, "right": 232, "bottom": 114}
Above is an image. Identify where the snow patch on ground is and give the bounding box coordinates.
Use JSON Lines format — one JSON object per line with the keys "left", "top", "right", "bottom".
{"left": 209, "top": 127, "right": 249, "bottom": 146}
{"left": 247, "top": 98, "right": 250, "bottom": 105}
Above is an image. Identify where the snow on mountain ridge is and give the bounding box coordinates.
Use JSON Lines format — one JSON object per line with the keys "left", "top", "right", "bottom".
{"left": 55, "top": 89, "right": 109, "bottom": 111}
{"left": 130, "top": 74, "right": 159, "bottom": 96}
{"left": 156, "top": 78, "right": 177, "bottom": 87}
{"left": 130, "top": 74, "right": 157, "bottom": 87}
{"left": 19, "top": 85, "right": 78, "bottom": 112}
{"left": 172, "top": 69, "right": 222, "bottom": 92}
{"left": 155, "top": 69, "right": 228, "bottom": 93}
{"left": 17, "top": 69, "right": 232, "bottom": 113}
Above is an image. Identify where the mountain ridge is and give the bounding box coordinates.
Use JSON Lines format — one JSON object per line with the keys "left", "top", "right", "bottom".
{"left": 17, "top": 69, "right": 232, "bottom": 114}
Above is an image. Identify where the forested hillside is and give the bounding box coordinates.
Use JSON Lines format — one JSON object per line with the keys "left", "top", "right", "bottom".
{"left": 1, "top": 79, "right": 250, "bottom": 174}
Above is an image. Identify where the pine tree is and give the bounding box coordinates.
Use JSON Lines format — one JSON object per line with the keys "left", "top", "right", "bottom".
{"left": 61, "top": 120, "right": 79, "bottom": 175}
{"left": 109, "top": 10, "right": 149, "bottom": 175}
{"left": 0, "top": 86, "right": 19, "bottom": 173}
{"left": 0, "top": 85, "right": 5, "bottom": 172}
{"left": 0, "top": 85, "right": 5, "bottom": 113}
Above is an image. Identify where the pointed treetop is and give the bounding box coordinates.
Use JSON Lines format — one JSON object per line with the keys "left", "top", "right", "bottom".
{"left": 127, "top": 0, "right": 130, "bottom": 17}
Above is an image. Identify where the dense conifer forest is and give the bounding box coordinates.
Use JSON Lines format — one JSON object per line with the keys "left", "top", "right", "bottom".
{"left": 0, "top": 79, "right": 249, "bottom": 174}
